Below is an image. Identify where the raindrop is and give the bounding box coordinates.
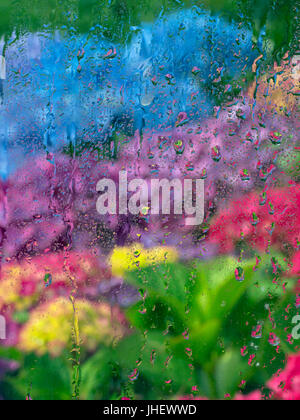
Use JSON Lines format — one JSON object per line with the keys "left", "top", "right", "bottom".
{"left": 269, "top": 131, "right": 282, "bottom": 145}
{"left": 251, "top": 212, "right": 259, "bottom": 226}
{"left": 128, "top": 369, "right": 139, "bottom": 381}
{"left": 199, "top": 168, "right": 208, "bottom": 179}
{"left": 240, "top": 169, "right": 250, "bottom": 181}
{"left": 251, "top": 323, "right": 263, "bottom": 339}
{"left": 191, "top": 67, "right": 200, "bottom": 75}
{"left": 235, "top": 267, "right": 245, "bottom": 282}
{"left": 103, "top": 47, "right": 117, "bottom": 59}
{"left": 44, "top": 273, "right": 52, "bottom": 288}
{"left": 173, "top": 139, "right": 185, "bottom": 155}
{"left": 269, "top": 333, "right": 280, "bottom": 347}
{"left": 211, "top": 146, "right": 221, "bottom": 162}
{"left": 259, "top": 192, "right": 267, "bottom": 206}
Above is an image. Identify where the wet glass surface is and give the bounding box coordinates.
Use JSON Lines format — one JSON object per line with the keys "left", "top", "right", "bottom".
{"left": 0, "top": 0, "right": 299, "bottom": 401}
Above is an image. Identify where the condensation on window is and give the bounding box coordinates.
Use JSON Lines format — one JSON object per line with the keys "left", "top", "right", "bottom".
{"left": 0, "top": 0, "right": 299, "bottom": 401}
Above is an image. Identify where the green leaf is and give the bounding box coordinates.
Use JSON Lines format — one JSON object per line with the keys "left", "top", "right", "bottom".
{"left": 124, "top": 263, "right": 190, "bottom": 334}
{"left": 191, "top": 256, "right": 257, "bottom": 322}
{"left": 0, "top": 347, "right": 23, "bottom": 362}
{"left": 125, "top": 263, "right": 190, "bottom": 303}
{"left": 6, "top": 353, "right": 72, "bottom": 400}
{"left": 81, "top": 347, "right": 116, "bottom": 400}
{"left": 215, "top": 350, "right": 250, "bottom": 399}
{"left": 114, "top": 332, "right": 193, "bottom": 399}
{"left": 126, "top": 296, "right": 186, "bottom": 335}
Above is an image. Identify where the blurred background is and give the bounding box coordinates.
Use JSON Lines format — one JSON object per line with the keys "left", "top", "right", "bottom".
{"left": 0, "top": 0, "right": 299, "bottom": 400}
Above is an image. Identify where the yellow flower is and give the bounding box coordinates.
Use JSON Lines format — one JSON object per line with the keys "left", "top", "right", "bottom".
{"left": 110, "top": 244, "right": 178, "bottom": 277}
{"left": 0, "top": 251, "right": 108, "bottom": 312}
{"left": 0, "top": 266, "right": 23, "bottom": 310}
{"left": 19, "top": 297, "right": 124, "bottom": 356}
{"left": 250, "top": 59, "right": 299, "bottom": 113}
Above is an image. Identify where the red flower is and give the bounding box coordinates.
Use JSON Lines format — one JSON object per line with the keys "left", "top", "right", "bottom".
{"left": 209, "top": 184, "right": 300, "bottom": 255}
{"left": 291, "top": 252, "right": 300, "bottom": 278}
{"left": 268, "top": 355, "right": 300, "bottom": 400}
{"left": 234, "top": 391, "right": 262, "bottom": 400}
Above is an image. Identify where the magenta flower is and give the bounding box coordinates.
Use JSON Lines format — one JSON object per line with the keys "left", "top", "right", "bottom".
{"left": 209, "top": 184, "right": 300, "bottom": 255}
{"left": 0, "top": 94, "right": 297, "bottom": 260}
{"left": 268, "top": 355, "right": 300, "bottom": 400}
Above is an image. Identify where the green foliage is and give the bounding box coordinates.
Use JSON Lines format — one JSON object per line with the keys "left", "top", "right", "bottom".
{"left": 0, "top": 352, "right": 72, "bottom": 400}
{"left": 108, "top": 253, "right": 298, "bottom": 399}
{"left": 1, "top": 252, "right": 298, "bottom": 400}
{"left": 0, "top": 0, "right": 297, "bottom": 60}
{"left": 277, "top": 147, "right": 300, "bottom": 181}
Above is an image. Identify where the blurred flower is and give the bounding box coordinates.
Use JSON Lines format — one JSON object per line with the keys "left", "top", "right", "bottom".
{"left": 178, "top": 395, "right": 208, "bottom": 400}
{"left": 234, "top": 391, "right": 263, "bottom": 400}
{"left": 18, "top": 297, "right": 124, "bottom": 356}
{"left": 110, "top": 244, "right": 178, "bottom": 277}
{"left": 253, "top": 56, "right": 299, "bottom": 114}
{"left": 0, "top": 251, "right": 110, "bottom": 312}
{"left": 268, "top": 355, "right": 300, "bottom": 400}
{"left": 291, "top": 251, "right": 300, "bottom": 278}
{"left": 0, "top": 251, "right": 115, "bottom": 349}
{"left": 209, "top": 184, "right": 300, "bottom": 255}
{"left": 0, "top": 359, "right": 20, "bottom": 382}
{"left": 0, "top": 88, "right": 297, "bottom": 261}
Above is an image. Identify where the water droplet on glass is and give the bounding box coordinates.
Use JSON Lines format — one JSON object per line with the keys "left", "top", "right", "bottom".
{"left": 44, "top": 273, "right": 52, "bottom": 288}
{"left": 269, "top": 131, "right": 282, "bottom": 145}
{"left": 251, "top": 212, "right": 259, "bottom": 226}
{"left": 235, "top": 267, "right": 245, "bottom": 282}
{"left": 211, "top": 146, "right": 221, "bottom": 162}
{"left": 240, "top": 169, "right": 250, "bottom": 181}
{"left": 173, "top": 139, "right": 185, "bottom": 155}
{"left": 128, "top": 369, "right": 139, "bottom": 381}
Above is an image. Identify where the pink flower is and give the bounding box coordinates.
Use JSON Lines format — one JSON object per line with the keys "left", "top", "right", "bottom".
{"left": 0, "top": 250, "right": 125, "bottom": 348}
{"left": 268, "top": 355, "right": 300, "bottom": 400}
{"left": 209, "top": 184, "right": 300, "bottom": 255}
{"left": 0, "top": 251, "right": 111, "bottom": 312}
{"left": 291, "top": 252, "right": 300, "bottom": 277}
{"left": 0, "top": 94, "right": 297, "bottom": 260}
{"left": 234, "top": 391, "right": 263, "bottom": 400}
{"left": 178, "top": 395, "right": 208, "bottom": 400}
